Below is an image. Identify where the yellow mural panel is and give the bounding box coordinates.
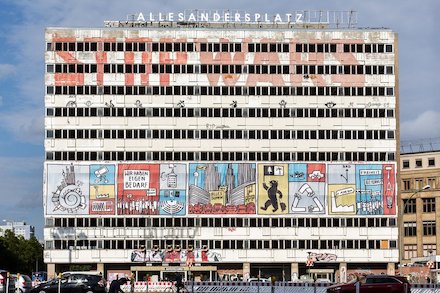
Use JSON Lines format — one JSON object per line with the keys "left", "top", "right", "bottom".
{"left": 258, "top": 164, "right": 289, "bottom": 214}
{"left": 328, "top": 184, "right": 356, "bottom": 215}
{"left": 89, "top": 185, "right": 115, "bottom": 200}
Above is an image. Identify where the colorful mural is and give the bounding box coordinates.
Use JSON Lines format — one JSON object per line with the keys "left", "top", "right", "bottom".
{"left": 130, "top": 247, "right": 221, "bottom": 263}
{"left": 328, "top": 164, "right": 396, "bottom": 215}
{"left": 89, "top": 164, "right": 116, "bottom": 215}
{"left": 45, "top": 162, "right": 395, "bottom": 216}
{"left": 288, "top": 163, "right": 326, "bottom": 214}
{"left": 257, "top": 164, "right": 289, "bottom": 214}
{"left": 46, "top": 164, "right": 90, "bottom": 215}
{"left": 117, "top": 164, "right": 187, "bottom": 215}
{"left": 188, "top": 163, "right": 256, "bottom": 214}
{"left": 159, "top": 164, "right": 187, "bottom": 216}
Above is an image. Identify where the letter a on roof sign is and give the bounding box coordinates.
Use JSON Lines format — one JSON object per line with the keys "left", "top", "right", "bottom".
{"left": 137, "top": 13, "right": 145, "bottom": 21}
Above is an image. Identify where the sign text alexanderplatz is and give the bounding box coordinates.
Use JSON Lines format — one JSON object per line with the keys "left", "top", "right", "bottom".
{"left": 104, "top": 10, "right": 357, "bottom": 28}
{"left": 136, "top": 11, "right": 306, "bottom": 23}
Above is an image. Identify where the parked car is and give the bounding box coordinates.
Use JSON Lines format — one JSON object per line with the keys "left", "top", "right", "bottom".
{"left": 31, "top": 273, "right": 105, "bottom": 293}
{"left": 0, "top": 270, "right": 8, "bottom": 293}
{"left": 9, "top": 274, "right": 33, "bottom": 293}
{"left": 326, "top": 275, "right": 411, "bottom": 293}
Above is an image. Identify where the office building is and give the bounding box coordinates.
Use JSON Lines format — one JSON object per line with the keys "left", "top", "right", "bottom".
{"left": 44, "top": 10, "right": 398, "bottom": 282}
{"left": 399, "top": 149, "right": 440, "bottom": 281}
{"left": 0, "top": 221, "right": 35, "bottom": 240}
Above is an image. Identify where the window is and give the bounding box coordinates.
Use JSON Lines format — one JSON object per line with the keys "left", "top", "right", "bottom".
{"left": 415, "top": 159, "right": 422, "bottom": 168}
{"left": 423, "top": 198, "right": 435, "bottom": 213}
{"left": 402, "top": 180, "right": 410, "bottom": 191}
{"left": 404, "top": 222, "right": 417, "bottom": 236}
{"left": 404, "top": 244, "right": 417, "bottom": 260}
{"left": 423, "top": 244, "right": 436, "bottom": 257}
{"left": 403, "top": 199, "right": 416, "bottom": 214}
{"left": 402, "top": 160, "right": 409, "bottom": 169}
{"left": 423, "top": 221, "right": 436, "bottom": 236}
{"left": 428, "top": 177, "right": 436, "bottom": 189}
{"left": 415, "top": 178, "right": 424, "bottom": 190}
{"left": 428, "top": 158, "right": 435, "bottom": 167}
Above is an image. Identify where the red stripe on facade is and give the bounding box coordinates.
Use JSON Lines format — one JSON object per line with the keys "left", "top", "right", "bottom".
{"left": 125, "top": 52, "right": 135, "bottom": 86}
{"left": 95, "top": 52, "right": 107, "bottom": 86}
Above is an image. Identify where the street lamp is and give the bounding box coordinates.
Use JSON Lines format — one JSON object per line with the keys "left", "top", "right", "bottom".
{"left": 399, "top": 184, "right": 431, "bottom": 265}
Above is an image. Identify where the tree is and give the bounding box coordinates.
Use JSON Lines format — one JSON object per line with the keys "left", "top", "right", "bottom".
{"left": 0, "top": 230, "right": 43, "bottom": 275}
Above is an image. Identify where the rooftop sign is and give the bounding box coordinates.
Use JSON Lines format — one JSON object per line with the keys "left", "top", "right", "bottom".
{"left": 104, "top": 10, "right": 357, "bottom": 28}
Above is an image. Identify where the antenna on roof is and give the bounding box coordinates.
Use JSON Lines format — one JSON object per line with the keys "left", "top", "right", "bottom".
{"left": 348, "top": 10, "right": 355, "bottom": 28}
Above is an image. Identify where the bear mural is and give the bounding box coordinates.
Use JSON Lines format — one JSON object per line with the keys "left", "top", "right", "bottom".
{"left": 260, "top": 180, "right": 287, "bottom": 212}
{"left": 258, "top": 164, "right": 289, "bottom": 214}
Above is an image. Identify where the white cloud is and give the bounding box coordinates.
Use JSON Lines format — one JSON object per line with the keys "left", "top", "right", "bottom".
{"left": 401, "top": 110, "right": 440, "bottom": 141}
{"left": 0, "top": 64, "right": 16, "bottom": 80}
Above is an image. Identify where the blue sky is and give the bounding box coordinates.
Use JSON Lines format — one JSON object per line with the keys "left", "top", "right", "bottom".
{"left": 0, "top": 0, "right": 439, "bottom": 238}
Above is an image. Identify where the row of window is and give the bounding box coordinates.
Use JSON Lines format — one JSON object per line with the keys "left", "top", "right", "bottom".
{"left": 402, "top": 158, "right": 436, "bottom": 169}
{"left": 46, "top": 107, "right": 395, "bottom": 119}
{"left": 403, "top": 197, "right": 437, "bottom": 214}
{"left": 402, "top": 177, "right": 437, "bottom": 191}
{"left": 51, "top": 216, "right": 396, "bottom": 228}
{"left": 48, "top": 85, "right": 395, "bottom": 97}
{"left": 404, "top": 244, "right": 437, "bottom": 260}
{"left": 46, "top": 151, "right": 395, "bottom": 162}
{"left": 49, "top": 238, "right": 396, "bottom": 250}
{"left": 404, "top": 221, "right": 436, "bottom": 236}
{"left": 47, "top": 128, "right": 395, "bottom": 140}
{"left": 49, "top": 42, "right": 393, "bottom": 53}
{"left": 48, "top": 63, "right": 394, "bottom": 76}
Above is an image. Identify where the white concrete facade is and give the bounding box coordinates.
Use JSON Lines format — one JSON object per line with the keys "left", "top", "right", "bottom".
{"left": 43, "top": 22, "right": 398, "bottom": 281}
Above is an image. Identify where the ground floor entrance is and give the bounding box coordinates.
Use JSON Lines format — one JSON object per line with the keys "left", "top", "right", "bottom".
{"left": 131, "top": 265, "right": 218, "bottom": 282}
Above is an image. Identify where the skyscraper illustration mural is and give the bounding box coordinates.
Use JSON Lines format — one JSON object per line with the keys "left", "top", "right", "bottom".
{"left": 188, "top": 163, "right": 256, "bottom": 214}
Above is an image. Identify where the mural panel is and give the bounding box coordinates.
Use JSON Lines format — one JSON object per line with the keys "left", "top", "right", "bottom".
{"left": 258, "top": 164, "right": 289, "bottom": 214}
{"left": 46, "top": 164, "right": 90, "bottom": 215}
{"left": 89, "top": 164, "right": 116, "bottom": 215}
{"left": 328, "top": 164, "right": 357, "bottom": 214}
{"left": 131, "top": 247, "right": 221, "bottom": 263}
{"left": 288, "top": 163, "right": 326, "bottom": 214}
{"left": 117, "top": 164, "right": 187, "bottom": 215}
{"left": 328, "top": 164, "right": 396, "bottom": 215}
{"left": 45, "top": 162, "right": 395, "bottom": 216}
{"left": 159, "top": 164, "right": 187, "bottom": 216}
{"left": 117, "top": 164, "right": 160, "bottom": 215}
{"left": 188, "top": 163, "right": 256, "bottom": 214}
{"left": 356, "top": 164, "right": 385, "bottom": 215}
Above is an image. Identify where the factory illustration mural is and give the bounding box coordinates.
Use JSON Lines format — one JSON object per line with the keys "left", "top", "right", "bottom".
{"left": 89, "top": 164, "right": 116, "bottom": 215}
{"left": 327, "top": 164, "right": 396, "bottom": 215}
{"left": 188, "top": 163, "right": 256, "bottom": 214}
{"left": 45, "top": 163, "right": 395, "bottom": 216}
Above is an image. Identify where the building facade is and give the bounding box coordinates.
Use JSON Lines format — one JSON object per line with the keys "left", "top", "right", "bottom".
{"left": 399, "top": 150, "right": 440, "bottom": 281}
{"left": 44, "top": 11, "right": 398, "bottom": 283}
{"left": 0, "top": 221, "right": 35, "bottom": 240}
